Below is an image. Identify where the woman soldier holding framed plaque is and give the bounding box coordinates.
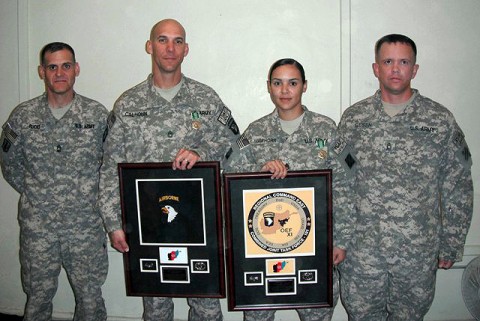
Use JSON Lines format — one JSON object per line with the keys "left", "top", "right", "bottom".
{"left": 225, "top": 58, "right": 345, "bottom": 321}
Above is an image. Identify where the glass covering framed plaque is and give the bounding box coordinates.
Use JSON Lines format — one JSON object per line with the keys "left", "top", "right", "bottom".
{"left": 118, "top": 161, "right": 225, "bottom": 297}
{"left": 223, "top": 170, "right": 333, "bottom": 310}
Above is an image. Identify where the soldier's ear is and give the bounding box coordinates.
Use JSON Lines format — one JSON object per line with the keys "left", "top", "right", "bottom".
{"left": 146, "top": 40, "right": 152, "bottom": 55}
{"left": 38, "top": 65, "right": 45, "bottom": 80}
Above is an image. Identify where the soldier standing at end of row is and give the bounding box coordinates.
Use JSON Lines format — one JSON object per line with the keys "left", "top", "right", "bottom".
{"left": 334, "top": 34, "right": 473, "bottom": 320}
{"left": 0, "top": 42, "right": 109, "bottom": 321}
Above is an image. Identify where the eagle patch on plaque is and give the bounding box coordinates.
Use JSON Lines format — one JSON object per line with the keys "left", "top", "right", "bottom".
{"left": 243, "top": 188, "right": 315, "bottom": 258}
{"left": 135, "top": 179, "right": 207, "bottom": 246}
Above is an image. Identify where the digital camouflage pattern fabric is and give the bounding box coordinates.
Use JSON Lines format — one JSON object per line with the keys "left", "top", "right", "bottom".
{"left": 0, "top": 93, "right": 109, "bottom": 321}
{"left": 98, "top": 74, "right": 238, "bottom": 321}
{"left": 98, "top": 74, "right": 238, "bottom": 233}
{"left": 334, "top": 89, "right": 473, "bottom": 320}
{"left": 226, "top": 107, "right": 333, "bottom": 173}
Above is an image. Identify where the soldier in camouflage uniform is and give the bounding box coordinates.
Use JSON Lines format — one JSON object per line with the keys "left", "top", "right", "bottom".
{"left": 334, "top": 34, "right": 473, "bottom": 320}
{"left": 225, "top": 58, "right": 344, "bottom": 321}
{"left": 0, "top": 42, "right": 109, "bottom": 321}
{"left": 97, "top": 19, "right": 238, "bottom": 321}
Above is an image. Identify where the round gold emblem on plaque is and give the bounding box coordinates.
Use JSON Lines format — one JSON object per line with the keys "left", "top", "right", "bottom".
{"left": 247, "top": 192, "right": 311, "bottom": 254}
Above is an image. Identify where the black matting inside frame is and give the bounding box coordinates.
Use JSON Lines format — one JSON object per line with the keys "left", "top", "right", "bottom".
{"left": 118, "top": 161, "right": 225, "bottom": 297}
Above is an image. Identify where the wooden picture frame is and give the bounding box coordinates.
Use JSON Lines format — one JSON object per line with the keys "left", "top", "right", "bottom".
{"left": 223, "top": 170, "right": 333, "bottom": 310}
{"left": 118, "top": 161, "right": 225, "bottom": 297}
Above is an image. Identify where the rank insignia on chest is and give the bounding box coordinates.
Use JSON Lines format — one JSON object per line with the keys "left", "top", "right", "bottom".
{"left": 385, "top": 141, "right": 394, "bottom": 152}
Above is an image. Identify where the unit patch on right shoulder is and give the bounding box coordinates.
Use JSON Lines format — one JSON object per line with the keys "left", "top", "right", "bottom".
{"left": 1, "top": 122, "right": 17, "bottom": 152}
{"left": 2, "top": 122, "right": 18, "bottom": 143}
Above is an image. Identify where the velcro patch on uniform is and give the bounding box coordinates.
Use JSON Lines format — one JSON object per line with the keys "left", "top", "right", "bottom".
{"left": 228, "top": 117, "right": 239, "bottom": 135}
{"left": 217, "top": 106, "right": 231, "bottom": 126}
{"left": 452, "top": 130, "right": 464, "bottom": 147}
{"left": 452, "top": 130, "right": 472, "bottom": 168}
{"left": 2, "top": 122, "right": 18, "bottom": 143}
{"left": 2, "top": 137, "right": 11, "bottom": 152}
{"left": 455, "top": 144, "right": 472, "bottom": 168}
{"left": 225, "top": 147, "right": 233, "bottom": 160}
{"left": 236, "top": 133, "right": 250, "bottom": 150}
{"left": 344, "top": 153, "right": 356, "bottom": 169}
{"left": 107, "top": 113, "right": 116, "bottom": 130}
{"left": 333, "top": 138, "right": 347, "bottom": 156}
{"left": 335, "top": 141, "right": 357, "bottom": 173}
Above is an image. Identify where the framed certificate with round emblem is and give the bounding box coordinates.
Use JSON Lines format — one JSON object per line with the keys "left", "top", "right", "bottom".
{"left": 223, "top": 170, "right": 333, "bottom": 310}
{"left": 118, "top": 161, "right": 225, "bottom": 298}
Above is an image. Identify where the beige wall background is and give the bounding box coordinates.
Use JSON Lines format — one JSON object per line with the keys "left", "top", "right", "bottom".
{"left": 0, "top": 0, "right": 478, "bottom": 320}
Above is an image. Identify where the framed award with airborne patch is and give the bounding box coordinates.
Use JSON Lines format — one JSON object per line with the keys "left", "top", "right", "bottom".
{"left": 223, "top": 170, "right": 333, "bottom": 310}
{"left": 118, "top": 161, "right": 225, "bottom": 297}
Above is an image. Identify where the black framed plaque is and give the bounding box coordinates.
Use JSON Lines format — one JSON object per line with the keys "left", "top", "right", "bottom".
{"left": 118, "top": 161, "right": 225, "bottom": 297}
{"left": 223, "top": 170, "right": 333, "bottom": 311}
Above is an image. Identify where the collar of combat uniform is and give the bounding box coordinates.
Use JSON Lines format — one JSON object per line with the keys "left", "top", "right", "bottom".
{"left": 147, "top": 73, "right": 188, "bottom": 107}
{"left": 272, "top": 105, "right": 309, "bottom": 119}
{"left": 271, "top": 105, "right": 310, "bottom": 137}
{"left": 41, "top": 92, "right": 80, "bottom": 120}
{"left": 373, "top": 89, "right": 420, "bottom": 119}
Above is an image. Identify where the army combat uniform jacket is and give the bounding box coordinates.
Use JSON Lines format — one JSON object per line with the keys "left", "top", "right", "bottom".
{"left": 0, "top": 93, "right": 109, "bottom": 321}
{"left": 1, "top": 92, "right": 108, "bottom": 230}
{"left": 225, "top": 107, "right": 341, "bottom": 321}
{"left": 98, "top": 74, "right": 239, "bottom": 233}
{"left": 226, "top": 107, "right": 334, "bottom": 172}
{"left": 226, "top": 106, "right": 350, "bottom": 249}
{"left": 334, "top": 89, "right": 473, "bottom": 267}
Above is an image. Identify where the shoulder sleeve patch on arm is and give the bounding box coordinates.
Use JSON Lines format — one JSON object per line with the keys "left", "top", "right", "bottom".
{"left": 228, "top": 117, "right": 239, "bottom": 135}
{"left": 217, "top": 106, "right": 239, "bottom": 135}
{"left": 217, "top": 106, "right": 231, "bottom": 126}
{"left": 333, "top": 138, "right": 358, "bottom": 174}
{"left": 1, "top": 123, "right": 17, "bottom": 153}
{"left": 2, "top": 138, "right": 11, "bottom": 152}
{"left": 2, "top": 122, "right": 18, "bottom": 143}
{"left": 333, "top": 138, "right": 347, "bottom": 155}
{"left": 225, "top": 147, "right": 233, "bottom": 160}
{"left": 452, "top": 131, "right": 472, "bottom": 167}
